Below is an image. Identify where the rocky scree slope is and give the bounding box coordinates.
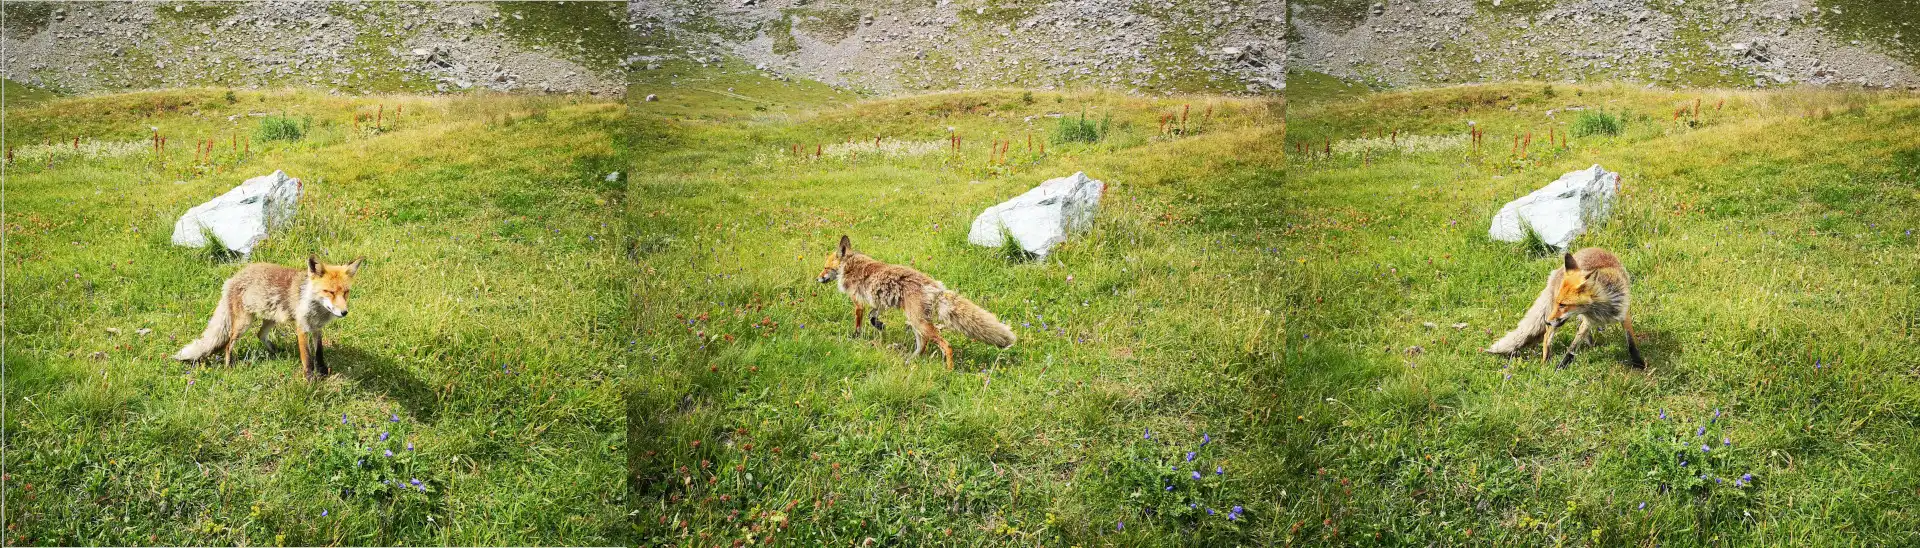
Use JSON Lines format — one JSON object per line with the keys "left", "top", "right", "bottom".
{"left": 632, "top": 0, "right": 1284, "bottom": 95}
{"left": 1290, "top": 0, "right": 1919, "bottom": 89}
{"left": 1, "top": 1, "right": 627, "bottom": 96}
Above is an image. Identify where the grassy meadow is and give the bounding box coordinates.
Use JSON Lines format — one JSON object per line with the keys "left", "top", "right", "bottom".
{"left": 628, "top": 61, "right": 1288, "bottom": 545}
{"left": 1283, "top": 82, "right": 1920, "bottom": 544}
{"left": 2, "top": 85, "right": 626, "bottom": 543}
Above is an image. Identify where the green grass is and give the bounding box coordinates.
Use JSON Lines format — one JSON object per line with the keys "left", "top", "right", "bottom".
{"left": 1570, "top": 110, "right": 1624, "bottom": 137}
{"left": 153, "top": 2, "right": 240, "bottom": 24}
{"left": 255, "top": 114, "right": 311, "bottom": 142}
{"left": 629, "top": 66, "right": 1285, "bottom": 544}
{"left": 495, "top": 1, "right": 632, "bottom": 74}
{"left": 1287, "top": 82, "right": 1920, "bottom": 544}
{"left": 2, "top": 89, "right": 626, "bottom": 544}
{"left": 2, "top": 78, "right": 58, "bottom": 107}
{"left": 1816, "top": 0, "right": 1920, "bottom": 67}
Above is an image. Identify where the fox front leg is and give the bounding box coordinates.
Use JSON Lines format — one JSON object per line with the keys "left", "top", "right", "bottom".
{"left": 314, "top": 330, "right": 330, "bottom": 378}
{"left": 852, "top": 304, "right": 867, "bottom": 337}
{"left": 869, "top": 315, "right": 885, "bottom": 332}
{"left": 1559, "top": 317, "right": 1593, "bottom": 369}
{"left": 297, "top": 331, "right": 312, "bottom": 379}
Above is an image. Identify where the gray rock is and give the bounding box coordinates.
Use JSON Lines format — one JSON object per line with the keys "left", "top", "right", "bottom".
{"left": 967, "top": 172, "right": 1105, "bottom": 257}
{"left": 1489, "top": 165, "right": 1620, "bottom": 251}
{"left": 171, "top": 170, "right": 304, "bottom": 257}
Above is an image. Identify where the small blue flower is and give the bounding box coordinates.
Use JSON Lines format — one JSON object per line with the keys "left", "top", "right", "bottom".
{"left": 1702, "top": 444, "right": 1711, "bottom": 453}
{"left": 356, "top": 459, "right": 363, "bottom": 466}
{"left": 1144, "top": 428, "right": 1152, "bottom": 440}
{"left": 341, "top": 414, "right": 349, "bottom": 425}
{"left": 1191, "top": 471, "right": 1202, "bottom": 480}
{"left": 1207, "top": 508, "right": 1216, "bottom": 515}
{"left": 1117, "top": 520, "right": 1123, "bottom": 532}
{"left": 1232, "top": 505, "right": 1243, "bottom": 515}
{"left": 321, "top": 509, "right": 328, "bottom": 517}
{"left": 1201, "top": 433, "right": 1211, "bottom": 447}
{"left": 384, "top": 449, "right": 394, "bottom": 457}
{"left": 1216, "top": 466, "right": 1224, "bottom": 475}
{"left": 1696, "top": 426, "right": 1706, "bottom": 436}
{"left": 1680, "top": 460, "right": 1687, "bottom": 467}
{"left": 1742, "top": 473, "right": 1753, "bottom": 482}
{"left": 1723, "top": 437, "right": 1731, "bottom": 446}
{"left": 1659, "top": 408, "right": 1667, "bottom": 420}
{"left": 380, "top": 432, "right": 390, "bottom": 441}
{"left": 1638, "top": 502, "right": 1646, "bottom": 510}
{"left": 410, "top": 478, "right": 422, "bottom": 486}
{"left": 1185, "top": 452, "right": 1195, "bottom": 462}
{"left": 1165, "top": 485, "right": 1174, "bottom": 491}
{"left": 390, "top": 414, "right": 400, "bottom": 423}
{"left": 407, "top": 442, "right": 415, "bottom": 451}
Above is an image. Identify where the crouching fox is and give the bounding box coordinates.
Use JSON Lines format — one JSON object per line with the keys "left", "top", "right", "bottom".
{"left": 174, "top": 256, "right": 363, "bottom": 380}
{"left": 1487, "top": 247, "right": 1646, "bottom": 368}
{"left": 818, "top": 235, "right": 1015, "bottom": 369}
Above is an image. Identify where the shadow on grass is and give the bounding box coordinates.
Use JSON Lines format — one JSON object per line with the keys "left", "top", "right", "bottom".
{"left": 329, "top": 345, "right": 440, "bottom": 422}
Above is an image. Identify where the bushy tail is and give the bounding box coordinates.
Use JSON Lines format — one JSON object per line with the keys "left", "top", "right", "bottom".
{"left": 174, "top": 287, "right": 233, "bottom": 362}
{"left": 1486, "top": 269, "right": 1562, "bottom": 354}
{"left": 938, "top": 291, "right": 1016, "bottom": 349}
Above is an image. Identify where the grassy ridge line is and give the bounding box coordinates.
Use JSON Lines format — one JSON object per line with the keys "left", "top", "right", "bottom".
{"left": 1275, "top": 82, "right": 1919, "bottom": 544}
{"left": 3, "top": 89, "right": 626, "bottom": 544}
{"left": 629, "top": 78, "right": 1287, "bottom": 543}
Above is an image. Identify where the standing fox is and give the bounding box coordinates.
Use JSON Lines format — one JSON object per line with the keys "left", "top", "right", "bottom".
{"left": 174, "top": 256, "right": 363, "bottom": 381}
{"left": 1487, "top": 247, "right": 1647, "bottom": 368}
{"left": 818, "top": 235, "right": 1015, "bottom": 369}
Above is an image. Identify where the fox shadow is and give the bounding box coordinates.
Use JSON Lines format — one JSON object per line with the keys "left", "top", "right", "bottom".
{"left": 326, "top": 345, "right": 440, "bottom": 422}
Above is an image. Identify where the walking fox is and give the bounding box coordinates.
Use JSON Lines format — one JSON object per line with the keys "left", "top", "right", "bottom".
{"left": 818, "top": 235, "right": 1015, "bottom": 369}
{"left": 1487, "top": 247, "right": 1647, "bottom": 368}
{"left": 174, "top": 256, "right": 363, "bottom": 380}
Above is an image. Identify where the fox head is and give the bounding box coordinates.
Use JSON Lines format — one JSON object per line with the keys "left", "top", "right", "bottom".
{"left": 1546, "top": 252, "right": 1595, "bottom": 327}
{"left": 817, "top": 235, "right": 850, "bottom": 284}
{"left": 307, "top": 255, "right": 364, "bottom": 318}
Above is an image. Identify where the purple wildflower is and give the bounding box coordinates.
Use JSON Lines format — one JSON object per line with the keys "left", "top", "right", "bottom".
{"left": 322, "top": 509, "right": 328, "bottom": 517}
{"left": 1702, "top": 444, "right": 1711, "bottom": 453}
{"left": 1201, "top": 433, "right": 1211, "bottom": 447}
{"left": 1117, "top": 520, "right": 1123, "bottom": 532}
{"left": 1697, "top": 426, "right": 1706, "bottom": 436}
{"left": 390, "top": 414, "right": 400, "bottom": 423}
{"left": 342, "top": 414, "right": 350, "bottom": 425}
{"left": 1191, "top": 471, "right": 1202, "bottom": 480}
{"left": 1186, "top": 452, "right": 1195, "bottom": 462}
{"left": 1216, "top": 466, "right": 1224, "bottom": 475}
{"left": 384, "top": 449, "right": 394, "bottom": 457}
{"left": 1144, "top": 428, "right": 1152, "bottom": 440}
{"left": 380, "top": 432, "right": 390, "bottom": 441}
{"left": 1638, "top": 502, "right": 1646, "bottom": 510}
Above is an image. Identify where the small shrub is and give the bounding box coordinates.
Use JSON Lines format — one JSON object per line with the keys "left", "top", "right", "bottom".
{"left": 1571, "top": 110, "right": 1623, "bottom": 137}
{"left": 1053, "top": 109, "right": 1110, "bottom": 145}
{"left": 257, "top": 115, "right": 310, "bottom": 142}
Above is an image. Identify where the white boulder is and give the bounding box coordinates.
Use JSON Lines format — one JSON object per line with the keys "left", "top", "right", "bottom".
{"left": 171, "top": 170, "right": 303, "bottom": 256}
{"left": 967, "top": 172, "right": 1105, "bottom": 257}
{"left": 1489, "top": 164, "right": 1619, "bottom": 250}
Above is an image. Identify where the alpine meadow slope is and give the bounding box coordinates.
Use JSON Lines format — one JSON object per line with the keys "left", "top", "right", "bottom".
{"left": 628, "top": 57, "right": 1291, "bottom": 544}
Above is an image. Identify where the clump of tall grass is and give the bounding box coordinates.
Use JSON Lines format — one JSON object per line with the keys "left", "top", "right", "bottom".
{"left": 1053, "top": 109, "right": 1110, "bottom": 144}
{"left": 256, "top": 114, "right": 310, "bottom": 142}
{"left": 1570, "top": 110, "right": 1623, "bottom": 137}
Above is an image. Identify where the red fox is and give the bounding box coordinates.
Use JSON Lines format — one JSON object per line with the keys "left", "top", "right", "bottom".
{"left": 1487, "top": 247, "right": 1646, "bottom": 368}
{"left": 173, "top": 256, "right": 363, "bottom": 380}
{"left": 818, "top": 235, "right": 1015, "bottom": 369}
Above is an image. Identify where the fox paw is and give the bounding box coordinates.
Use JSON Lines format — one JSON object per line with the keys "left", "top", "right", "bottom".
{"left": 869, "top": 318, "right": 885, "bottom": 331}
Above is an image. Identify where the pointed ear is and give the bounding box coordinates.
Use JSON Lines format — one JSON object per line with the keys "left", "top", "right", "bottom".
{"left": 345, "top": 257, "right": 364, "bottom": 276}
{"left": 1563, "top": 252, "right": 1579, "bottom": 271}
{"left": 838, "top": 235, "right": 851, "bottom": 258}
{"left": 308, "top": 255, "right": 323, "bottom": 275}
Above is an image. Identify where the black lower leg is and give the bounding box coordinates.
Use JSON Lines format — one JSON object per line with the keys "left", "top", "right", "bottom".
{"left": 870, "top": 316, "right": 885, "bottom": 331}
{"left": 314, "top": 334, "right": 329, "bottom": 376}
{"left": 1558, "top": 350, "right": 1577, "bottom": 369}
{"left": 1627, "top": 339, "right": 1646, "bottom": 368}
